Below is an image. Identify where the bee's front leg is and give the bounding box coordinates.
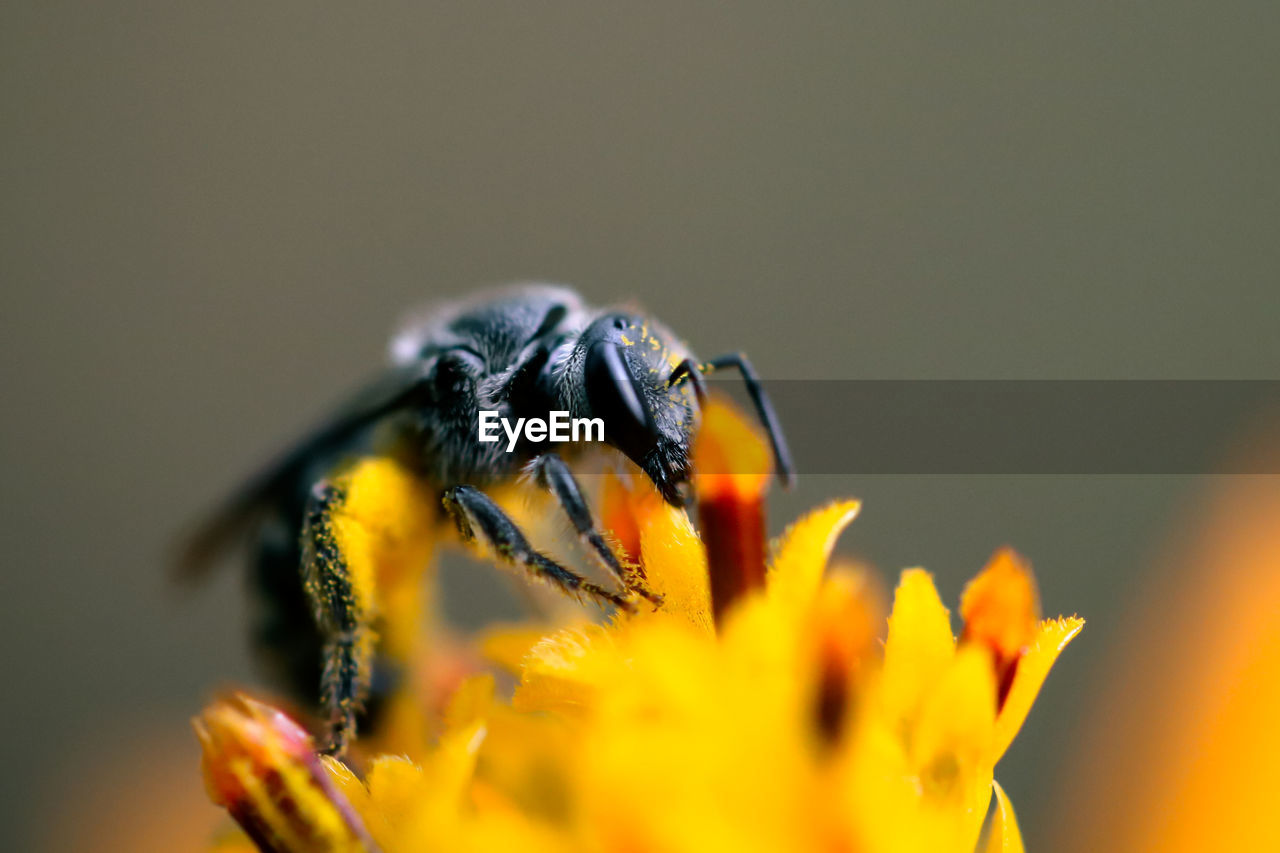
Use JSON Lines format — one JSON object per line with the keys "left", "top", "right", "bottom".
{"left": 529, "top": 453, "right": 662, "bottom": 608}
{"left": 442, "top": 484, "right": 637, "bottom": 613}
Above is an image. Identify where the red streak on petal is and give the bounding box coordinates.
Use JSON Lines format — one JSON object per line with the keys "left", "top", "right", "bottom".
{"left": 698, "top": 490, "right": 767, "bottom": 625}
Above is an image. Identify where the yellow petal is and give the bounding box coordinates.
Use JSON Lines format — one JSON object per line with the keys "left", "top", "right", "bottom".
{"left": 883, "top": 569, "right": 956, "bottom": 726}
{"left": 479, "top": 625, "right": 564, "bottom": 674}
{"left": 574, "top": 617, "right": 816, "bottom": 853}
{"left": 636, "top": 501, "right": 714, "bottom": 632}
{"left": 598, "top": 463, "right": 715, "bottom": 630}
{"left": 840, "top": 645, "right": 996, "bottom": 853}
{"left": 321, "top": 755, "right": 370, "bottom": 813}
{"left": 422, "top": 719, "right": 487, "bottom": 805}
{"left": 329, "top": 455, "right": 438, "bottom": 661}
{"left": 442, "top": 673, "right": 497, "bottom": 730}
{"left": 993, "top": 615, "right": 1084, "bottom": 761}
{"left": 911, "top": 646, "right": 997, "bottom": 850}
{"left": 766, "top": 499, "right": 862, "bottom": 611}
{"left": 809, "top": 568, "right": 880, "bottom": 739}
{"left": 363, "top": 756, "right": 433, "bottom": 835}
{"left": 912, "top": 645, "right": 997, "bottom": 793}
{"left": 513, "top": 625, "right": 622, "bottom": 714}
{"left": 983, "top": 779, "right": 1026, "bottom": 853}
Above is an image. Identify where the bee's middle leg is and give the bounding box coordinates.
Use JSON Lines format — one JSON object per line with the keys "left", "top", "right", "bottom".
{"left": 301, "top": 479, "right": 374, "bottom": 756}
{"left": 442, "top": 484, "right": 637, "bottom": 613}
{"left": 529, "top": 454, "right": 662, "bottom": 607}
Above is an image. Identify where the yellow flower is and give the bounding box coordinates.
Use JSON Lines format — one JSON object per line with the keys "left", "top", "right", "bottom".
{"left": 196, "top": 398, "right": 1080, "bottom": 853}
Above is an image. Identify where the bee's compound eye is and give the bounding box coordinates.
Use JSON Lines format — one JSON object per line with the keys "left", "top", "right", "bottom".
{"left": 584, "top": 342, "right": 651, "bottom": 441}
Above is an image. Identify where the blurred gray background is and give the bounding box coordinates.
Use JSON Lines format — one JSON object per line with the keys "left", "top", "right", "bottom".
{"left": 3, "top": 3, "right": 1277, "bottom": 850}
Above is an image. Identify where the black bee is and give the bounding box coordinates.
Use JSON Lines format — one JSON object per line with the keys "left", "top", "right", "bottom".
{"left": 181, "top": 283, "right": 792, "bottom": 753}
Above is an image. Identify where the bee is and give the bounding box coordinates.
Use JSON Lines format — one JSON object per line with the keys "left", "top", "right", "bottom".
{"left": 180, "top": 283, "right": 792, "bottom": 753}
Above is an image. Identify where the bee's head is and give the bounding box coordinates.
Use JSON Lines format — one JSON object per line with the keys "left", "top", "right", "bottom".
{"left": 574, "top": 312, "right": 701, "bottom": 506}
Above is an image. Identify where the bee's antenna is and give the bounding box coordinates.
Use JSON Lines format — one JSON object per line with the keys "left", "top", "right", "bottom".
{"left": 667, "top": 358, "right": 708, "bottom": 404}
{"left": 701, "top": 353, "right": 795, "bottom": 489}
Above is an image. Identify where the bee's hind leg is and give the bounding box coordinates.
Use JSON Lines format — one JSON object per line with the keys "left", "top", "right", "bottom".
{"left": 442, "top": 485, "right": 637, "bottom": 613}
{"left": 301, "top": 457, "right": 437, "bottom": 757}
{"left": 529, "top": 454, "right": 663, "bottom": 607}
{"left": 300, "top": 479, "right": 373, "bottom": 756}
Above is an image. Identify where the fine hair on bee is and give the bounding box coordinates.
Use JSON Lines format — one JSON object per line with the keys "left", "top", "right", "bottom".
{"left": 178, "top": 283, "right": 793, "bottom": 754}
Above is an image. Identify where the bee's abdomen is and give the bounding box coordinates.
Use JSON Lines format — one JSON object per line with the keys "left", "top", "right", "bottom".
{"left": 249, "top": 510, "right": 325, "bottom": 705}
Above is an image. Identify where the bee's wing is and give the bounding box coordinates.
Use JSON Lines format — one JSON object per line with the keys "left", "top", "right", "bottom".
{"left": 173, "top": 364, "right": 431, "bottom": 582}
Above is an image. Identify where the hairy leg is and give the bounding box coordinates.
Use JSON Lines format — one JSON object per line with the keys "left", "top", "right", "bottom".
{"left": 300, "top": 479, "right": 372, "bottom": 755}
{"left": 300, "top": 456, "right": 437, "bottom": 755}
{"left": 530, "top": 454, "right": 662, "bottom": 606}
{"left": 442, "top": 484, "right": 637, "bottom": 613}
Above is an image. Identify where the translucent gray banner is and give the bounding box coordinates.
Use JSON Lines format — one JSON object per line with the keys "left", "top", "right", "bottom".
{"left": 703, "top": 380, "right": 1280, "bottom": 474}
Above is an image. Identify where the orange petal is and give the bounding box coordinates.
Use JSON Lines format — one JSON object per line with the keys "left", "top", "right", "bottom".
{"left": 811, "top": 568, "right": 879, "bottom": 741}
{"left": 983, "top": 780, "right": 1026, "bottom": 853}
{"left": 600, "top": 466, "right": 696, "bottom": 605}
{"left": 600, "top": 470, "right": 643, "bottom": 568}
{"left": 698, "top": 488, "right": 768, "bottom": 623}
{"left": 1052, "top": 473, "right": 1280, "bottom": 851}
{"left": 692, "top": 393, "right": 772, "bottom": 504}
{"left": 194, "top": 694, "right": 376, "bottom": 852}
{"left": 960, "top": 548, "right": 1040, "bottom": 665}
{"left": 993, "top": 616, "right": 1084, "bottom": 761}
{"left": 694, "top": 396, "right": 773, "bottom": 621}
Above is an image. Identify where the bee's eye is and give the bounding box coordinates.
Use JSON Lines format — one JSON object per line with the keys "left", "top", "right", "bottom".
{"left": 584, "top": 342, "right": 651, "bottom": 441}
